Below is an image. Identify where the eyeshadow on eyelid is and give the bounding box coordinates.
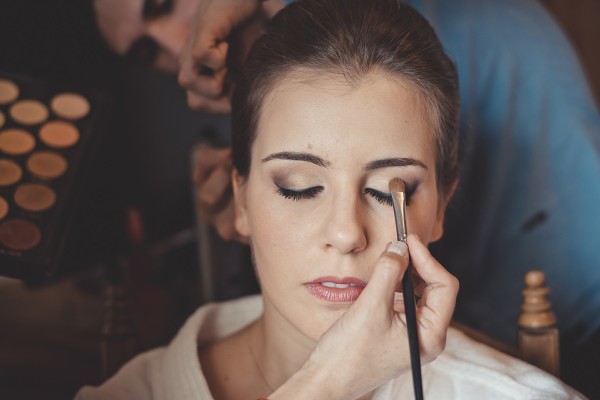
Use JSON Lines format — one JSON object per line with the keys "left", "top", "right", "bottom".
{"left": 273, "top": 176, "right": 319, "bottom": 190}
{"left": 270, "top": 168, "right": 321, "bottom": 185}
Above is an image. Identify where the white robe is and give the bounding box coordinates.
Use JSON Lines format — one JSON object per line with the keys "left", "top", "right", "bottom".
{"left": 76, "top": 296, "right": 586, "bottom": 399}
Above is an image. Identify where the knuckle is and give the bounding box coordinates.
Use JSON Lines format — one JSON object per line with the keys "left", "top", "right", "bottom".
{"left": 378, "top": 254, "right": 401, "bottom": 273}
{"left": 186, "top": 93, "right": 209, "bottom": 111}
{"left": 452, "top": 275, "right": 460, "bottom": 290}
{"left": 177, "top": 70, "right": 191, "bottom": 88}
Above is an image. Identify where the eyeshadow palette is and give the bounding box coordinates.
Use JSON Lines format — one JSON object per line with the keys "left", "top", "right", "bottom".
{"left": 0, "top": 71, "right": 109, "bottom": 282}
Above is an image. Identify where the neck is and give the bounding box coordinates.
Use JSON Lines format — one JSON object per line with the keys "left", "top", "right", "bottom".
{"left": 246, "top": 299, "right": 377, "bottom": 400}
{"left": 248, "top": 303, "right": 318, "bottom": 390}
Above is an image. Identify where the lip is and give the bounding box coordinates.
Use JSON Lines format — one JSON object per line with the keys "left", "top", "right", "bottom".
{"left": 304, "top": 276, "right": 367, "bottom": 303}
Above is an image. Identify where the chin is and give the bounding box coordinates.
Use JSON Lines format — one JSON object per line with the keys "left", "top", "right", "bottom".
{"left": 300, "top": 306, "right": 350, "bottom": 342}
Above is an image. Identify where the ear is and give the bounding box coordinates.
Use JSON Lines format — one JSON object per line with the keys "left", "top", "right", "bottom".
{"left": 430, "top": 180, "right": 459, "bottom": 243}
{"left": 232, "top": 169, "right": 250, "bottom": 237}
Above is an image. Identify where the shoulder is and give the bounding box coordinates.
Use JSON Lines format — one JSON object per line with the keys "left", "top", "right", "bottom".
{"left": 74, "top": 348, "right": 166, "bottom": 400}
{"left": 75, "top": 296, "right": 263, "bottom": 400}
{"left": 408, "top": 0, "right": 581, "bottom": 79}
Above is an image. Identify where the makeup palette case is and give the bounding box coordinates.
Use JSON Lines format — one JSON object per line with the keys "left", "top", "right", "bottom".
{"left": 0, "top": 71, "right": 110, "bottom": 282}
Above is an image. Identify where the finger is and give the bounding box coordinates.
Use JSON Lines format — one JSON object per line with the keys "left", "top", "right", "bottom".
{"left": 408, "top": 235, "right": 458, "bottom": 291}
{"left": 198, "top": 166, "right": 233, "bottom": 210}
{"left": 192, "top": 41, "right": 229, "bottom": 72}
{"left": 359, "top": 241, "right": 409, "bottom": 307}
{"left": 179, "top": 14, "right": 229, "bottom": 82}
{"left": 192, "top": 146, "right": 232, "bottom": 184}
{"left": 212, "top": 201, "right": 238, "bottom": 241}
{"left": 180, "top": 65, "right": 228, "bottom": 99}
{"left": 407, "top": 234, "right": 458, "bottom": 329}
{"left": 186, "top": 90, "right": 232, "bottom": 114}
{"left": 393, "top": 292, "right": 405, "bottom": 314}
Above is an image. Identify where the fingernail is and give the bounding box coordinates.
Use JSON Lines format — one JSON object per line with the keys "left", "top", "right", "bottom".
{"left": 387, "top": 241, "right": 408, "bottom": 257}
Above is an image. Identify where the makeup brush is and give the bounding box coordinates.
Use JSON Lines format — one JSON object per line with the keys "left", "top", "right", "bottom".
{"left": 389, "top": 178, "right": 423, "bottom": 400}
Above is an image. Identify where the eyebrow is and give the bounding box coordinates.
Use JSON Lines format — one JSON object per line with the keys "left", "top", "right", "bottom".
{"left": 261, "top": 152, "right": 331, "bottom": 167}
{"left": 364, "top": 158, "right": 427, "bottom": 171}
{"left": 261, "top": 151, "right": 427, "bottom": 171}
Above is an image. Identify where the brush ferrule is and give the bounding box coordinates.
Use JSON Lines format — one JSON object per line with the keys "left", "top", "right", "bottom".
{"left": 391, "top": 191, "right": 408, "bottom": 242}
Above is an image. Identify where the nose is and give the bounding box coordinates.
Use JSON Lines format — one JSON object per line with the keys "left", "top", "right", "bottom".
{"left": 322, "top": 192, "right": 368, "bottom": 254}
{"left": 145, "top": 18, "right": 188, "bottom": 68}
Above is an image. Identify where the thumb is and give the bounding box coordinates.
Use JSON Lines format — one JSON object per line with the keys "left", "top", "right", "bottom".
{"left": 359, "top": 241, "right": 409, "bottom": 307}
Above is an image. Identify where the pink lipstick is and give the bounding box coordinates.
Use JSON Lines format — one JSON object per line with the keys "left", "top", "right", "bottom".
{"left": 304, "top": 276, "right": 366, "bottom": 303}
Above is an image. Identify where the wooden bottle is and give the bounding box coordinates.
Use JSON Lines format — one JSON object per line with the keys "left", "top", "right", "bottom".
{"left": 518, "top": 270, "right": 560, "bottom": 376}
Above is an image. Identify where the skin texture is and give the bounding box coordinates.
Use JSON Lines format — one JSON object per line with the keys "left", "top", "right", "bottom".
{"left": 235, "top": 71, "right": 446, "bottom": 341}
{"left": 197, "top": 70, "right": 458, "bottom": 400}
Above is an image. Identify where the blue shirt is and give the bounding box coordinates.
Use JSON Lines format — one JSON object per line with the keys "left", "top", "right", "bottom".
{"left": 405, "top": 0, "right": 600, "bottom": 348}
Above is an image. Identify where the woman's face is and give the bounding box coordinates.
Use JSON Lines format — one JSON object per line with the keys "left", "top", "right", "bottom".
{"left": 234, "top": 71, "right": 450, "bottom": 341}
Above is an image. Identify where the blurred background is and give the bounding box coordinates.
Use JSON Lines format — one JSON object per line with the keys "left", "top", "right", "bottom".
{"left": 0, "top": 0, "right": 598, "bottom": 399}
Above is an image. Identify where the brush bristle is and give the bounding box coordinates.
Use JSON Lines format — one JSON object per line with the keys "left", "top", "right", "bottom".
{"left": 388, "top": 177, "right": 405, "bottom": 193}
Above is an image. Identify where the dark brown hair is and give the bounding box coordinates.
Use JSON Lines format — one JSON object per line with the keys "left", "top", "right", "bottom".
{"left": 232, "top": 0, "right": 459, "bottom": 196}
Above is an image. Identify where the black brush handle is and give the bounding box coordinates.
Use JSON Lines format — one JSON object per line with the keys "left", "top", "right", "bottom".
{"left": 403, "top": 261, "right": 423, "bottom": 400}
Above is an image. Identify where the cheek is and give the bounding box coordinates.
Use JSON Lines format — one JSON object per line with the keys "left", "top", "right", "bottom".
{"left": 245, "top": 186, "right": 310, "bottom": 267}
{"left": 406, "top": 196, "right": 440, "bottom": 243}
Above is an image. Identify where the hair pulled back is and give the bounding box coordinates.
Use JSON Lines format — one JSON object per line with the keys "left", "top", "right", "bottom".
{"left": 232, "top": 0, "right": 459, "bottom": 196}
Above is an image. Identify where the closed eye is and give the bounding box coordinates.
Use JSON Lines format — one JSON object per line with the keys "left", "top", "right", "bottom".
{"left": 364, "top": 186, "right": 416, "bottom": 206}
{"left": 276, "top": 184, "right": 324, "bottom": 201}
{"left": 364, "top": 188, "right": 393, "bottom": 206}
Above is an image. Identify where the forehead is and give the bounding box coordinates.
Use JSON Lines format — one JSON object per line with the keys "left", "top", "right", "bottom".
{"left": 254, "top": 70, "right": 436, "bottom": 161}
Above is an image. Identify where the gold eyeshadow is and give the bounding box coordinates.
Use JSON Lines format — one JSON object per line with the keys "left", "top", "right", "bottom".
{"left": 14, "top": 183, "right": 57, "bottom": 212}
{"left": 0, "top": 128, "right": 36, "bottom": 155}
{"left": 0, "top": 196, "right": 8, "bottom": 220}
{"left": 0, "top": 79, "right": 19, "bottom": 105}
{"left": 0, "top": 72, "right": 108, "bottom": 281}
{"left": 10, "top": 99, "right": 49, "bottom": 125}
{"left": 39, "top": 121, "right": 80, "bottom": 148}
{"left": 0, "top": 159, "right": 23, "bottom": 186}
{"left": 0, "top": 218, "right": 42, "bottom": 251}
{"left": 27, "top": 151, "right": 68, "bottom": 179}
{"left": 51, "top": 92, "right": 90, "bottom": 120}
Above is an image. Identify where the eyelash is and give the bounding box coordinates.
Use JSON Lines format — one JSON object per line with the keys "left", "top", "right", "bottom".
{"left": 364, "top": 188, "right": 415, "bottom": 206}
{"left": 364, "top": 188, "right": 394, "bottom": 206}
{"left": 276, "top": 185, "right": 324, "bottom": 201}
{"left": 276, "top": 184, "right": 415, "bottom": 205}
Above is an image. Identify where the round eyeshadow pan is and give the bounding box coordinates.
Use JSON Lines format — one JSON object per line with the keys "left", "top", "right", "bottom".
{"left": 0, "top": 79, "right": 19, "bottom": 105}
{"left": 51, "top": 92, "right": 90, "bottom": 120}
{"left": 10, "top": 99, "right": 49, "bottom": 125}
{"left": 0, "top": 218, "right": 41, "bottom": 251}
{"left": 27, "top": 151, "right": 68, "bottom": 179}
{"left": 0, "top": 196, "right": 8, "bottom": 220}
{"left": 14, "top": 183, "right": 56, "bottom": 212}
{"left": 0, "top": 129, "right": 36, "bottom": 156}
{"left": 0, "top": 111, "right": 5, "bottom": 129}
{"left": 0, "top": 159, "right": 23, "bottom": 186}
{"left": 39, "top": 120, "right": 80, "bottom": 148}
